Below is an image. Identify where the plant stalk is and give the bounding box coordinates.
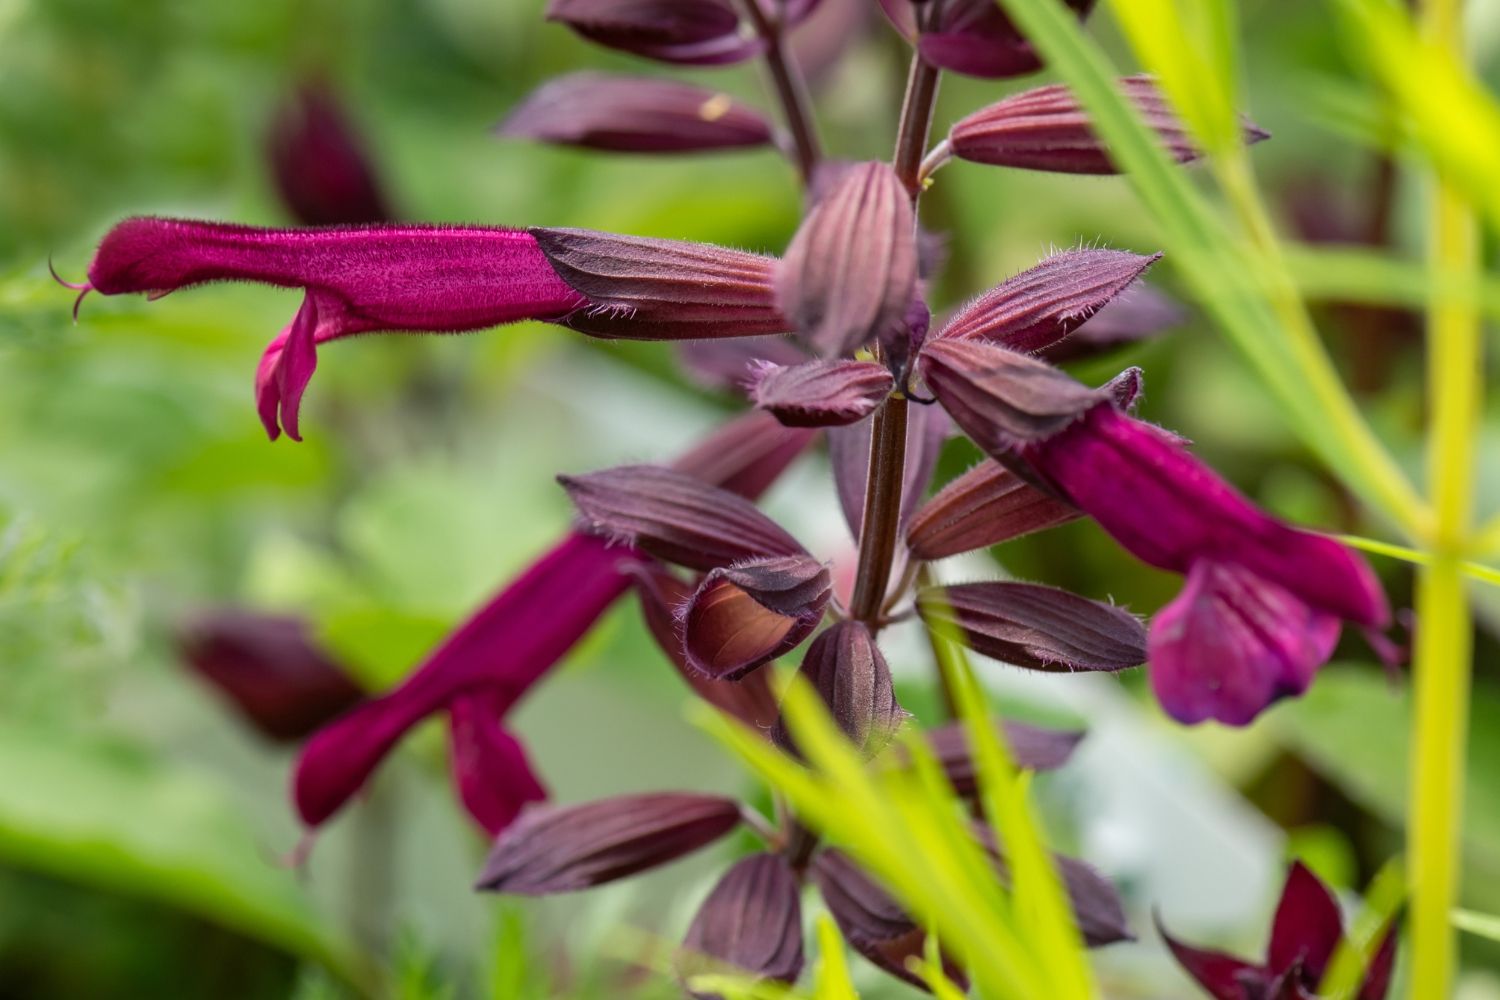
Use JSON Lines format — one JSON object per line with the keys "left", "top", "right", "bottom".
{"left": 850, "top": 395, "right": 910, "bottom": 623}
{"left": 741, "top": 0, "right": 823, "bottom": 185}
{"left": 1409, "top": 0, "right": 1480, "bottom": 993}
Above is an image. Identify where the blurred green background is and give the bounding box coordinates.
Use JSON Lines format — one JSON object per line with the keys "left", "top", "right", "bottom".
{"left": 3, "top": 0, "right": 1500, "bottom": 996}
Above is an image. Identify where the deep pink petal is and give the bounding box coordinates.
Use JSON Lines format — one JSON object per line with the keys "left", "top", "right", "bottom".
{"left": 292, "top": 533, "right": 634, "bottom": 826}
{"left": 448, "top": 691, "right": 548, "bottom": 836}
{"left": 1157, "top": 914, "right": 1264, "bottom": 1000}
{"left": 1148, "top": 561, "right": 1341, "bottom": 726}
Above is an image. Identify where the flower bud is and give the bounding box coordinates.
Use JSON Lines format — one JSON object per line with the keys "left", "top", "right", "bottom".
{"left": 476, "top": 792, "right": 742, "bottom": 894}
{"left": 680, "top": 854, "right": 805, "bottom": 997}
{"left": 749, "top": 358, "right": 893, "bottom": 427}
{"left": 682, "top": 554, "right": 831, "bottom": 679}
{"left": 905, "top": 460, "right": 1080, "bottom": 560}
{"left": 771, "top": 621, "right": 906, "bottom": 757}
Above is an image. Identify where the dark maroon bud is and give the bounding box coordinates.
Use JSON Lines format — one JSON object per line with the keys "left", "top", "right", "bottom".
{"left": 949, "top": 76, "right": 1269, "bottom": 174}
{"left": 1050, "top": 854, "right": 1134, "bottom": 947}
{"left": 750, "top": 358, "right": 894, "bottom": 427}
{"left": 1103, "top": 367, "right": 1144, "bottom": 410}
{"left": 475, "top": 792, "right": 742, "bottom": 894}
{"left": 632, "top": 564, "right": 780, "bottom": 730}
{"left": 499, "top": 73, "right": 774, "bottom": 154}
{"left": 916, "top": 581, "right": 1147, "bottom": 673}
{"left": 919, "top": 338, "right": 1110, "bottom": 455}
{"left": 924, "top": 719, "right": 1085, "bottom": 792}
{"left": 680, "top": 853, "right": 805, "bottom": 997}
{"left": 973, "top": 827, "right": 1134, "bottom": 947}
{"left": 877, "top": 0, "right": 1095, "bottom": 79}
{"left": 1039, "top": 283, "right": 1186, "bottom": 363}
{"left": 829, "top": 402, "right": 950, "bottom": 537}
{"left": 905, "top": 460, "right": 1080, "bottom": 560}
{"left": 771, "top": 621, "right": 907, "bottom": 757}
{"left": 544, "top": 0, "right": 762, "bottom": 65}
{"left": 178, "top": 609, "right": 364, "bottom": 742}
{"left": 682, "top": 554, "right": 832, "bottom": 679}
{"left": 937, "top": 250, "right": 1161, "bottom": 354}
{"left": 530, "top": 228, "right": 788, "bottom": 341}
{"left": 267, "top": 80, "right": 392, "bottom": 226}
{"left": 671, "top": 410, "right": 818, "bottom": 501}
{"left": 777, "top": 161, "right": 917, "bottom": 358}
{"left": 675, "top": 337, "right": 811, "bottom": 395}
{"left": 560, "top": 465, "right": 805, "bottom": 571}
{"left": 812, "top": 849, "right": 968, "bottom": 991}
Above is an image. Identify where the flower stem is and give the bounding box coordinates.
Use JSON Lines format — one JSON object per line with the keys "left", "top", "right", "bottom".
{"left": 741, "top": 0, "right": 822, "bottom": 185}
{"left": 849, "top": 394, "right": 910, "bottom": 623}
{"left": 1409, "top": 0, "right": 1480, "bottom": 992}
{"left": 893, "top": 53, "right": 942, "bottom": 195}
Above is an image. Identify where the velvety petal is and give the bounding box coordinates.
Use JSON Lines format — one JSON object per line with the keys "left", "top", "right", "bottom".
{"left": 87, "top": 218, "right": 586, "bottom": 440}
{"left": 772, "top": 621, "right": 906, "bottom": 757}
{"left": 178, "top": 609, "right": 364, "bottom": 742}
{"left": 750, "top": 358, "right": 893, "bottom": 427}
{"left": 476, "top": 792, "right": 742, "bottom": 893}
{"left": 1039, "top": 282, "right": 1186, "bottom": 363}
{"left": 676, "top": 337, "right": 810, "bottom": 394}
{"left": 448, "top": 691, "right": 548, "bottom": 836}
{"left": 936, "top": 249, "right": 1160, "bottom": 354}
{"left": 499, "top": 73, "right": 774, "bottom": 153}
{"left": 1157, "top": 914, "right": 1264, "bottom": 1000}
{"left": 292, "top": 533, "right": 634, "bottom": 827}
{"left": 776, "top": 161, "right": 917, "bottom": 358}
{"left": 1149, "top": 561, "right": 1342, "bottom": 726}
{"left": 1267, "top": 862, "right": 1345, "bottom": 982}
{"left": 682, "top": 555, "right": 831, "bottom": 679}
{"left": 906, "top": 459, "right": 1080, "bottom": 559}
{"left": 919, "top": 338, "right": 1109, "bottom": 456}
{"left": 924, "top": 719, "right": 1085, "bottom": 792}
{"left": 267, "top": 80, "right": 391, "bottom": 225}
{"left": 830, "top": 401, "right": 950, "bottom": 537}
{"left": 531, "top": 227, "right": 787, "bottom": 340}
{"left": 813, "top": 849, "right": 965, "bottom": 991}
{"left": 1024, "top": 404, "right": 1390, "bottom": 627}
{"left": 670, "top": 410, "right": 818, "bottom": 500}
{"left": 560, "top": 464, "right": 806, "bottom": 571}
{"left": 917, "top": 581, "right": 1147, "bottom": 673}
{"left": 949, "top": 75, "right": 1268, "bottom": 174}
{"left": 680, "top": 853, "right": 805, "bottom": 996}
{"left": 632, "top": 564, "right": 781, "bottom": 729}
{"left": 545, "top": 0, "right": 763, "bottom": 65}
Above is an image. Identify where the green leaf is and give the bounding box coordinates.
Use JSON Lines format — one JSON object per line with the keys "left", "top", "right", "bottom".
{"left": 0, "top": 725, "right": 361, "bottom": 982}
{"left": 1272, "top": 668, "right": 1500, "bottom": 874}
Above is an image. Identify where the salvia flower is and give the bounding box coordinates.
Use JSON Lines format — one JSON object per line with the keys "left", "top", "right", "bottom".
{"left": 1159, "top": 861, "right": 1397, "bottom": 1000}
{"left": 294, "top": 412, "right": 812, "bottom": 836}
{"left": 499, "top": 72, "right": 775, "bottom": 154}
{"left": 1022, "top": 404, "right": 1389, "bottom": 725}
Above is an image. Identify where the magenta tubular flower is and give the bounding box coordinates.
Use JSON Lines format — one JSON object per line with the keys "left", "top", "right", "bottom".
{"left": 293, "top": 412, "right": 813, "bottom": 836}
{"left": 1022, "top": 404, "right": 1389, "bottom": 725}
{"left": 1159, "top": 861, "right": 1398, "bottom": 1000}
{"left": 84, "top": 218, "right": 587, "bottom": 441}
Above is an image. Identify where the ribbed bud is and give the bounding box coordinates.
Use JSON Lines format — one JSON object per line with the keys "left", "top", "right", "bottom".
{"left": 682, "top": 554, "right": 831, "bottom": 680}
{"left": 906, "top": 460, "right": 1080, "bottom": 559}
{"left": 749, "top": 358, "right": 893, "bottom": 427}
{"left": 771, "top": 621, "right": 907, "bottom": 757}
{"left": 680, "top": 854, "right": 805, "bottom": 997}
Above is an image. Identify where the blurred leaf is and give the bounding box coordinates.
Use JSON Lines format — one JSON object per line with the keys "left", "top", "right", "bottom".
{"left": 1273, "top": 668, "right": 1500, "bottom": 875}
{"left": 0, "top": 725, "right": 360, "bottom": 981}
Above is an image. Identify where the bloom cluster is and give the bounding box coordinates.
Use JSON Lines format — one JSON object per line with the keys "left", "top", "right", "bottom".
{"left": 72, "top": 0, "right": 1397, "bottom": 992}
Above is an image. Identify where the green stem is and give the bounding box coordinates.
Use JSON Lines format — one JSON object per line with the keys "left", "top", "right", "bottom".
{"left": 1409, "top": 0, "right": 1480, "bottom": 990}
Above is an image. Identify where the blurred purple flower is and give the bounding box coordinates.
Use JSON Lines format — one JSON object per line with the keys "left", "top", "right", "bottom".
{"left": 178, "top": 609, "right": 364, "bottom": 742}
{"left": 1159, "top": 861, "right": 1397, "bottom": 1000}
{"left": 267, "top": 79, "right": 392, "bottom": 226}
